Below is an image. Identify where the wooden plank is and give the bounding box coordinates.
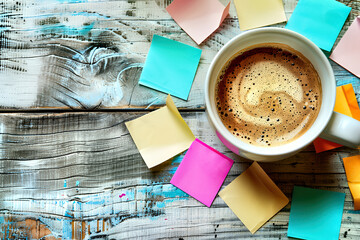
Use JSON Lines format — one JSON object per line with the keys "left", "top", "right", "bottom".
{"left": 0, "top": 112, "right": 359, "bottom": 239}
{"left": 0, "top": 0, "right": 359, "bottom": 110}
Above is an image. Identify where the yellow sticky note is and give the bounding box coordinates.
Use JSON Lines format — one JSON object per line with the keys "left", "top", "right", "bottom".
{"left": 219, "top": 162, "right": 289, "bottom": 234}
{"left": 343, "top": 155, "right": 360, "bottom": 210}
{"left": 314, "top": 84, "right": 360, "bottom": 153}
{"left": 125, "top": 95, "right": 195, "bottom": 168}
{"left": 234, "top": 0, "right": 287, "bottom": 31}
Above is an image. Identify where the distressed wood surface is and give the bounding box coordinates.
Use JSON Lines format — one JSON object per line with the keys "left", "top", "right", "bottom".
{"left": 0, "top": 0, "right": 359, "bottom": 110}
{"left": 0, "top": 112, "right": 360, "bottom": 239}
{"left": 1, "top": 0, "right": 360, "bottom": 239}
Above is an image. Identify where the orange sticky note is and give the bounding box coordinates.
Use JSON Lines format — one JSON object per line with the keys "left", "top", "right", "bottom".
{"left": 343, "top": 84, "right": 360, "bottom": 120}
{"left": 314, "top": 84, "right": 360, "bottom": 153}
{"left": 343, "top": 155, "right": 360, "bottom": 210}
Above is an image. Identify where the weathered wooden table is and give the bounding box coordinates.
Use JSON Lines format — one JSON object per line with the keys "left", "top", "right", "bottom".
{"left": 1, "top": 0, "right": 360, "bottom": 239}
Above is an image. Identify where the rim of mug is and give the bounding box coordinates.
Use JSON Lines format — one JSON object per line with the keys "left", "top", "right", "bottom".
{"left": 205, "top": 27, "right": 335, "bottom": 157}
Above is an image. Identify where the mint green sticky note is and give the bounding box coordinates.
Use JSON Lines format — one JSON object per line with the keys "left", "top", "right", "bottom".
{"left": 286, "top": 0, "right": 351, "bottom": 52}
{"left": 287, "top": 186, "right": 345, "bottom": 240}
{"left": 139, "top": 35, "right": 202, "bottom": 100}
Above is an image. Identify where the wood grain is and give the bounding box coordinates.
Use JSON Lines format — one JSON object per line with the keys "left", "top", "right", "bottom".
{"left": 1, "top": 0, "right": 360, "bottom": 239}
{"left": 0, "top": 0, "right": 359, "bottom": 110}
{"left": 0, "top": 112, "right": 359, "bottom": 239}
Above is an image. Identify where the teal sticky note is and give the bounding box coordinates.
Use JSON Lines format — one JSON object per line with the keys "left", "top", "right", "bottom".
{"left": 285, "top": 0, "right": 351, "bottom": 52}
{"left": 287, "top": 186, "right": 345, "bottom": 240}
{"left": 139, "top": 35, "right": 202, "bottom": 100}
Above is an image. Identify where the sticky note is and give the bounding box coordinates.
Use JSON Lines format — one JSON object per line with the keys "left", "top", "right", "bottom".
{"left": 166, "top": 0, "right": 230, "bottom": 45}
{"left": 234, "top": 0, "right": 286, "bottom": 31}
{"left": 287, "top": 186, "right": 345, "bottom": 240}
{"left": 219, "top": 162, "right": 289, "bottom": 234}
{"left": 139, "top": 35, "right": 202, "bottom": 100}
{"left": 125, "top": 95, "right": 195, "bottom": 168}
{"left": 170, "top": 139, "right": 233, "bottom": 207}
{"left": 314, "top": 84, "right": 360, "bottom": 153}
{"left": 343, "top": 155, "right": 360, "bottom": 210}
{"left": 331, "top": 17, "right": 360, "bottom": 79}
{"left": 286, "top": 0, "right": 351, "bottom": 52}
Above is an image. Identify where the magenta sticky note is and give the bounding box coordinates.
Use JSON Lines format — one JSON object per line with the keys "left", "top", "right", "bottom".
{"left": 330, "top": 17, "right": 360, "bottom": 78}
{"left": 170, "top": 138, "right": 234, "bottom": 207}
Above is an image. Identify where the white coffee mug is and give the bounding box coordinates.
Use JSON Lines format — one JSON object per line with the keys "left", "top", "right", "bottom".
{"left": 205, "top": 27, "right": 360, "bottom": 161}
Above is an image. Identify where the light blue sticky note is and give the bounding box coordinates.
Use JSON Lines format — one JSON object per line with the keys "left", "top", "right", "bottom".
{"left": 287, "top": 186, "right": 345, "bottom": 240}
{"left": 139, "top": 35, "right": 202, "bottom": 100}
{"left": 286, "top": 0, "right": 351, "bottom": 52}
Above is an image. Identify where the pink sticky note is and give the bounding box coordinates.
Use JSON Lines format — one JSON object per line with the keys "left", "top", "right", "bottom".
{"left": 170, "top": 139, "right": 234, "bottom": 207}
{"left": 166, "top": 0, "right": 230, "bottom": 45}
{"left": 330, "top": 17, "right": 360, "bottom": 78}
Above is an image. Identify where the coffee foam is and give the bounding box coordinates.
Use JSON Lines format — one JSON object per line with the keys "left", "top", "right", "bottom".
{"left": 216, "top": 43, "right": 322, "bottom": 147}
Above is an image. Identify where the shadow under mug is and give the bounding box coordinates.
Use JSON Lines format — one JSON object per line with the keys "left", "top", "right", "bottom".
{"left": 205, "top": 27, "right": 360, "bottom": 161}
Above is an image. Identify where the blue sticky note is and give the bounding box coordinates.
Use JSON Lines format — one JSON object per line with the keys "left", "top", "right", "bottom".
{"left": 286, "top": 0, "right": 351, "bottom": 52}
{"left": 287, "top": 186, "right": 345, "bottom": 240}
{"left": 139, "top": 35, "right": 202, "bottom": 100}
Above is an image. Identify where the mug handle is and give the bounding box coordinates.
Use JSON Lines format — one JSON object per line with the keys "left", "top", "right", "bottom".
{"left": 320, "top": 112, "right": 360, "bottom": 148}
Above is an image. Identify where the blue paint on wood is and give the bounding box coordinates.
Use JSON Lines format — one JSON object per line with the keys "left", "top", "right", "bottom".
{"left": 336, "top": 78, "right": 360, "bottom": 87}
{"left": 56, "top": 0, "right": 88, "bottom": 3}
{"left": 62, "top": 219, "right": 73, "bottom": 239}
{"left": 37, "top": 22, "right": 95, "bottom": 36}
{"left": 347, "top": 210, "right": 360, "bottom": 214}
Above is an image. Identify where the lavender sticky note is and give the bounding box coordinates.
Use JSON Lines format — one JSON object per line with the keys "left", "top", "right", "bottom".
{"left": 170, "top": 138, "right": 233, "bottom": 207}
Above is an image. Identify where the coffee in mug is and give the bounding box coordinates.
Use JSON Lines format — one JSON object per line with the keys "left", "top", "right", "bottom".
{"left": 215, "top": 43, "right": 322, "bottom": 147}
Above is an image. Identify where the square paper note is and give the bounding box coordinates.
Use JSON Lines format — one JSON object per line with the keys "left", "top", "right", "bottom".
{"left": 139, "top": 35, "right": 202, "bottom": 100}
{"left": 330, "top": 17, "right": 360, "bottom": 78}
{"left": 313, "top": 84, "right": 360, "bottom": 153}
{"left": 125, "top": 95, "right": 195, "bottom": 168}
{"left": 170, "top": 139, "right": 233, "bottom": 207}
{"left": 286, "top": 0, "right": 351, "bottom": 52}
{"left": 287, "top": 186, "right": 345, "bottom": 240}
{"left": 219, "top": 162, "right": 289, "bottom": 234}
{"left": 234, "top": 0, "right": 286, "bottom": 31}
{"left": 343, "top": 155, "right": 360, "bottom": 210}
{"left": 166, "top": 0, "right": 230, "bottom": 45}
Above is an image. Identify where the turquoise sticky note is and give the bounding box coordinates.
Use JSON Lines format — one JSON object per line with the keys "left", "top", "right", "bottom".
{"left": 287, "top": 186, "right": 345, "bottom": 240}
{"left": 139, "top": 35, "right": 202, "bottom": 100}
{"left": 286, "top": 0, "right": 351, "bottom": 52}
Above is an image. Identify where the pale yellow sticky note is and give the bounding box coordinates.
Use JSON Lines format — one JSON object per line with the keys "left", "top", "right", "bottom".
{"left": 125, "top": 95, "right": 195, "bottom": 168}
{"left": 343, "top": 155, "right": 360, "bottom": 210}
{"left": 219, "top": 162, "right": 289, "bottom": 234}
{"left": 234, "top": 0, "right": 287, "bottom": 31}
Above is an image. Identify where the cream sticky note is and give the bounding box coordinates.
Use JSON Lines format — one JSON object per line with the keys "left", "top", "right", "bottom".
{"left": 343, "top": 155, "right": 360, "bottom": 210}
{"left": 125, "top": 95, "right": 195, "bottom": 168}
{"left": 330, "top": 17, "right": 360, "bottom": 78}
{"left": 219, "top": 162, "right": 289, "bottom": 234}
{"left": 166, "top": 0, "right": 230, "bottom": 45}
{"left": 314, "top": 84, "right": 360, "bottom": 153}
{"left": 234, "top": 0, "right": 286, "bottom": 31}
